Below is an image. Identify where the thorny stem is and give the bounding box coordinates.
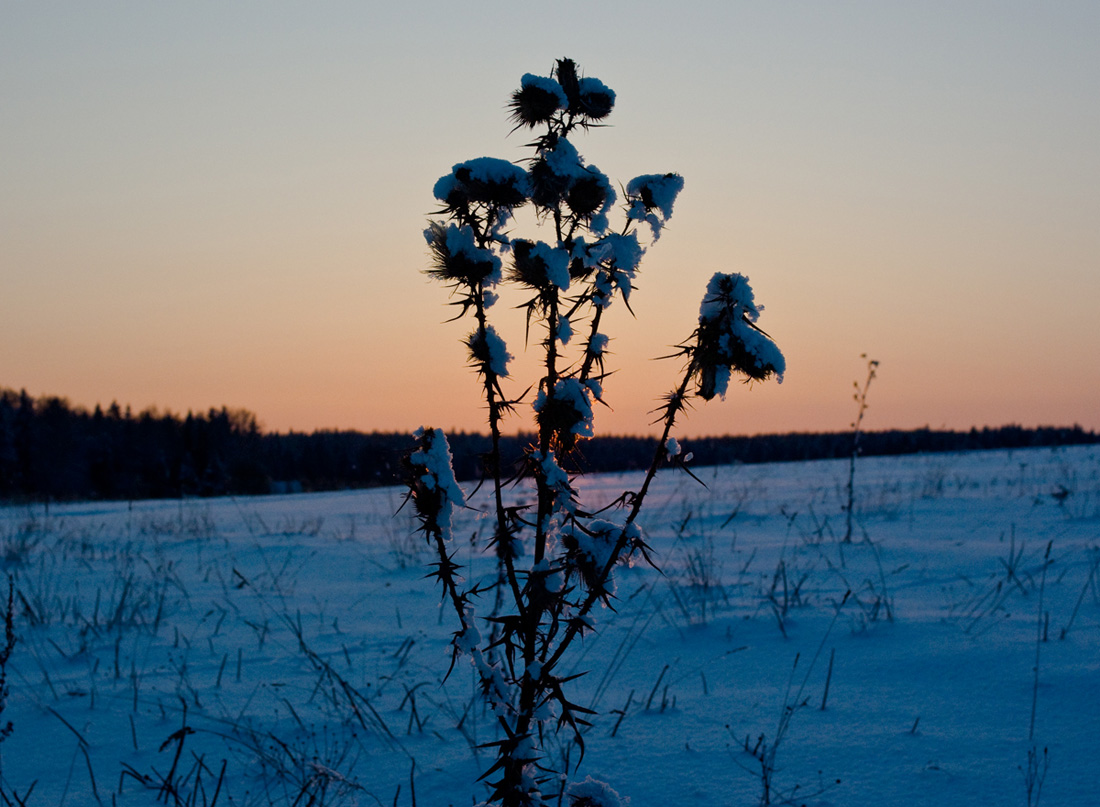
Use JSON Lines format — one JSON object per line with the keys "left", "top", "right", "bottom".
{"left": 429, "top": 526, "right": 474, "bottom": 640}
{"left": 486, "top": 363, "right": 697, "bottom": 805}
{"left": 543, "top": 362, "right": 694, "bottom": 676}
{"left": 502, "top": 234, "right": 568, "bottom": 807}
{"left": 455, "top": 207, "right": 525, "bottom": 624}
{"left": 472, "top": 285, "right": 525, "bottom": 620}
{"left": 506, "top": 351, "right": 695, "bottom": 804}
{"left": 577, "top": 306, "right": 605, "bottom": 384}
{"left": 534, "top": 287, "right": 561, "bottom": 568}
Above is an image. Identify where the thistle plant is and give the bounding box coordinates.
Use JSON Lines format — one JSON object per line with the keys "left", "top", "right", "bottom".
{"left": 406, "top": 58, "right": 784, "bottom": 807}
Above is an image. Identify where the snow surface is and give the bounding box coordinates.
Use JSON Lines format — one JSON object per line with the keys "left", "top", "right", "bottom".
{"left": 1, "top": 445, "right": 1098, "bottom": 806}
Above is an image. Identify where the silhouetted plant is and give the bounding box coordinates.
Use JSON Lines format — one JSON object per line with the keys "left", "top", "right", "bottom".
{"left": 843, "top": 355, "right": 878, "bottom": 543}
{"left": 406, "top": 58, "right": 784, "bottom": 807}
{"left": 0, "top": 577, "right": 16, "bottom": 794}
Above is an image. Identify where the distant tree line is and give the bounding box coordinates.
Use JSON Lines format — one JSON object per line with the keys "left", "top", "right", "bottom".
{"left": 1, "top": 387, "right": 1095, "bottom": 503}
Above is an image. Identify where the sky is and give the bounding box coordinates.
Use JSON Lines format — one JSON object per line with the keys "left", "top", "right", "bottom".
{"left": 3, "top": 1, "right": 1099, "bottom": 439}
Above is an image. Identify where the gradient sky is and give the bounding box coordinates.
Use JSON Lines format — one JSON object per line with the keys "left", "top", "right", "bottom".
{"left": 3, "top": 2, "right": 1099, "bottom": 438}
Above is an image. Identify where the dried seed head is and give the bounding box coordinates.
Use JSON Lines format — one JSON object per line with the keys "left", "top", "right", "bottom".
{"left": 404, "top": 427, "right": 465, "bottom": 542}
{"left": 566, "top": 170, "right": 613, "bottom": 218}
{"left": 510, "top": 240, "right": 571, "bottom": 291}
{"left": 509, "top": 74, "right": 568, "bottom": 128}
{"left": 424, "top": 221, "right": 502, "bottom": 286}
{"left": 691, "top": 273, "right": 785, "bottom": 400}
{"left": 466, "top": 325, "right": 512, "bottom": 379}
{"left": 434, "top": 157, "right": 530, "bottom": 211}
{"left": 576, "top": 77, "right": 615, "bottom": 120}
{"left": 555, "top": 58, "right": 581, "bottom": 110}
{"left": 534, "top": 379, "right": 597, "bottom": 452}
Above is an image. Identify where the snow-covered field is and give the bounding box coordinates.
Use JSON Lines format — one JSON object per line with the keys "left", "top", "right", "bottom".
{"left": 1, "top": 444, "right": 1098, "bottom": 806}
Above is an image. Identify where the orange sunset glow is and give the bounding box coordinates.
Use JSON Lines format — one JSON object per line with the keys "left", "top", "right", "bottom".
{"left": 4, "top": 3, "right": 1098, "bottom": 439}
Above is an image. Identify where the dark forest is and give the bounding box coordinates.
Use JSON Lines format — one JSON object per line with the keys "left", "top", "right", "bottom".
{"left": 1, "top": 387, "right": 1095, "bottom": 503}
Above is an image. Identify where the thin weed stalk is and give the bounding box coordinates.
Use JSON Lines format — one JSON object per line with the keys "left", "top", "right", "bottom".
{"left": 844, "top": 356, "right": 878, "bottom": 543}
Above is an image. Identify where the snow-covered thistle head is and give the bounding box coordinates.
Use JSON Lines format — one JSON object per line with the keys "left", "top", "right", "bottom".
{"left": 626, "top": 173, "right": 684, "bottom": 241}
{"left": 554, "top": 58, "right": 616, "bottom": 123}
{"left": 528, "top": 136, "right": 582, "bottom": 208}
{"left": 466, "top": 325, "right": 512, "bottom": 379}
{"left": 509, "top": 240, "right": 572, "bottom": 292}
{"left": 689, "top": 272, "right": 785, "bottom": 400}
{"left": 434, "top": 157, "right": 530, "bottom": 213}
{"left": 404, "top": 427, "right": 465, "bottom": 544}
{"left": 525, "top": 136, "right": 617, "bottom": 235}
{"left": 567, "top": 776, "right": 627, "bottom": 807}
{"left": 575, "top": 76, "right": 616, "bottom": 121}
{"left": 590, "top": 232, "right": 645, "bottom": 308}
{"left": 424, "top": 222, "right": 503, "bottom": 287}
{"left": 565, "top": 164, "right": 615, "bottom": 225}
{"left": 561, "top": 519, "right": 645, "bottom": 600}
{"left": 509, "top": 73, "right": 568, "bottom": 129}
{"left": 534, "top": 378, "right": 598, "bottom": 451}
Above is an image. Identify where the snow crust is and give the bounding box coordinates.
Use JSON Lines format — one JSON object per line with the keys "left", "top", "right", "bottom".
{"left": 3, "top": 445, "right": 1098, "bottom": 806}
